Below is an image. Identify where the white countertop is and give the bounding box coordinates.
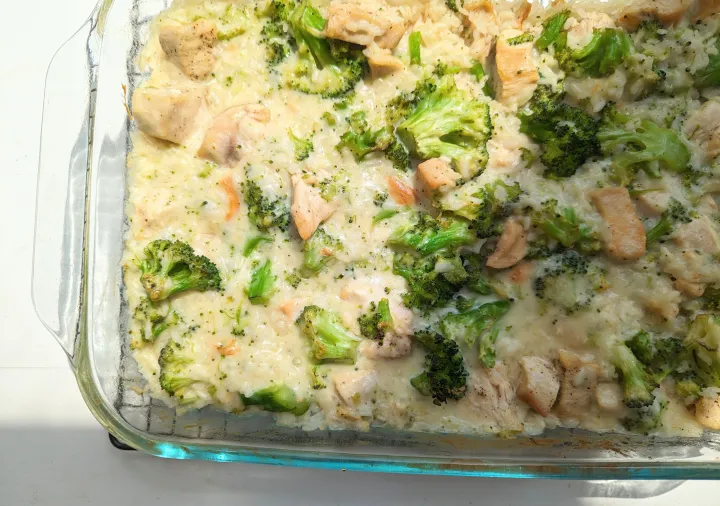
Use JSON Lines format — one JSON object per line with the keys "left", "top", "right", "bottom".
{"left": 1, "top": 0, "right": 719, "bottom": 503}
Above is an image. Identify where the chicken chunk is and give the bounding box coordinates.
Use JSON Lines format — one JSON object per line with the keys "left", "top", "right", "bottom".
{"left": 635, "top": 191, "right": 670, "bottom": 217}
{"left": 673, "top": 217, "right": 720, "bottom": 255}
{"left": 618, "top": 0, "right": 694, "bottom": 29}
{"left": 516, "top": 356, "right": 560, "bottom": 417}
{"left": 364, "top": 45, "right": 404, "bottom": 78}
{"left": 324, "top": 0, "right": 407, "bottom": 49}
{"left": 684, "top": 100, "right": 720, "bottom": 161}
{"left": 387, "top": 176, "right": 416, "bottom": 205}
{"left": 463, "top": 0, "right": 499, "bottom": 64}
{"left": 493, "top": 35, "right": 538, "bottom": 107}
{"left": 467, "top": 364, "right": 522, "bottom": 431}
{"left": 555, "top": 351, "right": 601, "bottom": 419}
{"left": 486, "top": 219, "right": 528, "bottom": 269}
{"left": 332, "top": 370, "right": 378, "bottom": 419}
{"left": 197, "top": 105, "right": 270, "bottom": 165}
{"left": 589, "top": 187, "right": 646, "bottom": 261}
{"left": 595, "top": 382, "right": 624, "bottom": 412}
{"left": 417, "top": 158, "right": 460, "bottom": 191}
{"left": 159, "top": 20, "right": 217, "bottom": 80}
{"left": 674, "top": 278, "right": 706, "bottom": 297}
{"left": 695, "top": 396, "right": 720, "bottom": 430}
{"left": 696, "top": 0, "right": 720, "bottom": 20}
{"left": 132, "top": 86, "right": 205, "bottom": 144}
{"left": 290, "top": 175, "right": 338, "bottom": 240}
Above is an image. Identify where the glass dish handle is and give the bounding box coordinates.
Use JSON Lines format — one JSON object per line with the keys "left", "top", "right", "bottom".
{"left": 32, "top": 7, "right": 102, "bottom": 361}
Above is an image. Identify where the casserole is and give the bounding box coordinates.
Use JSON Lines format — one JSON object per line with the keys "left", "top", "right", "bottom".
{"left": 33, "top": 0, "right": 720, "bottom": 477}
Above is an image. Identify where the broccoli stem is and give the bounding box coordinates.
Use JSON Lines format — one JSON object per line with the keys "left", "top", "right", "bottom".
{"left": 246, "top": 260, "right": 276, "bottom": 305}
{"left": 409, "top": 32, "right": 422, "bottom": 65}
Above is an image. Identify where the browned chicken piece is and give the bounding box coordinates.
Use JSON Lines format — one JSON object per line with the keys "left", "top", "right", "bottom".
{"left": 696, "top": 0, "right": 720, "bottom": 20}
{"left": 291, "top": 175, "right": 338, "bottom": 240}
{"left": 466, "top": 364, "right": 522, "bottom": 431}
{"left": 387, "top": 176, "right": 417, "bottom": 205}
{"left": 516, "top": 356, "right": 560, "bottom": 417}
{"left": 197, "top": 105, "right": 270, "bottom": 165}
{"left": 595, "top": 383, "right": 624, "bottom": 412}
{"left": 618, "top": 0, "right": 694, "bottom": 29}
{"left": 673, "top": 217, "right": 720, "bottom": 254}
{"left": 324, "top": 0, "right": 407, "bottom": 49}
{"left": 674, "top": 278, "right": 705, "bottom": 297}
{"left": 132, "top": 86, "right": 205, "bottom": 144}
{"left": 695, "top": 396, "right": 720, "bottom": 430}
{"left": 364, "top": 45, "right": 404, "bottom": 78}
{"left": 508, "top": 261, "right": 533, "bottom": 284}
{"left": 417, "top": 158, "right": 460, "bottom": 191}
{"left": 635, "top": 191, "right": 670, "bottom": 217}
{"left": 589, "top": 187, "right": 646, "bottom": 261}
{"left": 159, "top": 20, "right": 217, "bottom": 80}
{"left": 362, "top": 333, "right": 412, "bottom": 360}
{"left": 486, "top": 220, "right": 528, "bottom": 269}
{"left": 494, "top": 37, "right": 538, "bottom": 107}
{"left": 684, "top": 100, "right": 720, "bottom": 161}
{"left": 555, "top": 350, "right": 601, "bottom": 419}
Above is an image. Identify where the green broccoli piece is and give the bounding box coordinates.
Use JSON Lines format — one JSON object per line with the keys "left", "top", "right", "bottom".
{"left": 244, "top": 180, "right": 290, "bottom": 231}
{"left": 283, "top": 2, "right": 366, "bottom": 98}
{"left": 385, "top": 77, "right": 439, "bottom": 125}
{"left": 519, "top": 85, "right": 600, "bottom": 178}
{"left": 337, "top": 112, "right": 391, "bottom": 160}
{"left": 357, "top": 298, "right": 394, "bottom": 340}
{"left": 289, "top": 130, "right": 314, "bottom": 161}
{"left": 137, "top": 240, "right": 221, "bottom": 302}
{"left": 300, "top": 227, "right": 342, "bottom": 277}
{"left": 462, "top": 253, "right": 492, "bottom": 295}
{"left": 598, "top": 116, "right": 690, "bottom": 186}
{"left": 133, "top": 298, "right": 178, "bottom": 344}
{"left": 396, "top": 75, "right": 492, "bottom": 178}
{"left": 259, "top": 0, "right": 295, "bottom": 66}
{"left": 384, "top": 136, "right": 411, "bottom": 171}
{"left": 622, "top": 393, "right": 667, "bottom": 434}
{"left": 645, "top": 198, "right": 692, "bottom": 243}
{"left": 243, "top": 235, "right": 272, "bottom": 257}
{"left": 532, "top": 199, "right": 600, "bottom": 254}
{"left": 701, "top": 286, "right": 720, "bottom": 310}
{"left": 222, "top": 305, "right": 248, "bottom": 337}
{"left": 409, "top": 31, "right": 422, "bottom": 65}
{"left": 296, "top": 305, "right": 361, "bottom": 363}
{"left": 440, "top": 300, "right": 510, "bottom": 367}
{"left": 373, "top": 208, "right": 400, "bottom": 224}
{"left": 532, "top": 251, "right": 603, "bottom": 313}
{"left": 310, "top": 365, "right": 327, "bottom": 389}
{"left": 507, "top": 33, "right": 534, "bottom": 45}
{"left": 695, "top": 38, "right": 720, "bottom": 89}
{"left": 445, "top": 0, "right": 458, "bottom": 12}
{"left": 609, "top": 341, "right": 657, "bottom": 408}
{"left": 388, "top": 213, "right": 475, "bottom": 256}
{"left": 158, "top": 338, "right": 214, "bottom": 405}
{"left": 241, "top": 384, "right": 310, "bottom": 415}
{"left": 410, "top": 330, "right": 468, "bottom": 405}
{"left": 627, "top": 330, "right": 684, "bottom": 382}
{"left": 449, "top": 180, "right": 522, "bottom": 238}
{"left": 535, "top": 10, "right": 570, "bottom": 50}
{"left": 240, "top": 384, "right": 310, "bottom": 416}
{"left": 469, "top": 60, "right": 494, "bottom": 97}
{"left": 683, "top": 314, "right": 720, "bottom": 389}
{"left": 556, "top": 28, "right": 632, "bottom": 78}
{"left": 246, "top": 260, "right": 276, "bottom": 305}
{"left": 393, "top": 252, "right": 465, "bottom": 310}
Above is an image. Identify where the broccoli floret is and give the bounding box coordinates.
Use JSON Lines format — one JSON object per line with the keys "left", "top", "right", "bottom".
{"left": 532, "top": 251, "right": 603, "bottom": 313}
{"left": 259, "top": 0, "right": 295, "bottom": 66}
{"left": 598, "top": 116, "right": 690, "bottom": 186}
{"left": 555, "top": 28, "right": 632, "bottom": 78}
{"left": 683, "top": 314, "right": 720, "bottom": 389}
{"left": 449, "top": 180, "right": 522, "bottom": 237}
{"left": 222, "top": 305, "right": 248, "bottom": 337}
{"left": 246, "top": 260, "right": 276, "bottom": 305}
{"left": 296, "top": 305, "right": 361, "bottom": 363}
{"left": 609, "top": 341, "right": 656, "bottom": 408}
{"left": 393, "top": 252, "right": 465, "bottom": 310}
{"left": 133, "top": 298, "right": 178, "bottom": 344}
{"left": 244, "top": 180, "right": 290, "bottom": 231}
{"left": 137, "top": 240, "right": 221, "bottom": 302}
{"left": 695, "top": 38, "right": 720, "bottom": 89}
{"left": 396, "top": 75, "right": 492, "bottom": 178}
{"left": 627, "top": 331, "right": 684, "bottom": 382}
{"left": 310, "top": 365, "right": 327, "bottom": 389}
{"left": 243, "top": 235, "right": 272, "bottom": 257}
{"left": 645, "top": 198, "right": 692, "bottom": 243}
{"left": 440, "top": 300, "right": 510, "bottom": 368}
{"left": 519, "top": 85, "right": 600, "bottom": 178}
{"left": 532, "top": 199, "right": 600, "bottom": 254}
{"left": 535, "top": 10, "right": 570, "bottom": 50}
{"left": 444, "top": 0, "right": 458, "bottom": 12}
{"left": 241, "top": 384, "right": 310, "bottom": 415}
{"left": 337, "top": 112, "right": 391, "bottom": 160}
{"left": 300, "top": 227, "right": 342, "bottom": 277}
{"left": 388, "top": 213, "right": 475, "bottom": 256}
{"left": 462, "top": 253, "right": 492, "bottom": 295}
{"left": 701, "top": 286, "right": 720, "bottom": 310}
{"left": 384, "top": 136, "right": 411, "bottom": 171}
{"left": 282, "top": 2, "right": 366, "bottom": 98}
{"left": 289, "top": 130, "right": 314, "bottom": 161}
{"left": 158, "top": 338, "right": 214, "bottom": 405}
{"left": 622, "top": 393, "right": 667, "bottom": 434}
{"left": 357, "top": 298, "right": 394, "bottom": 340}
{"left": 410, "top": 330, "right": 468, "bottom": 405}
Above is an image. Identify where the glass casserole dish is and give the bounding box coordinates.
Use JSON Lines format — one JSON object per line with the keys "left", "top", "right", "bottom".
{"left": 32, "top": 0, "right": 720, "bottom": 478}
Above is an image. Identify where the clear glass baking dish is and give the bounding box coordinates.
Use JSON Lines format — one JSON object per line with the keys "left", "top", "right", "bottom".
{"left": 32, "top": 0, "right": 720, "bottom": 478}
